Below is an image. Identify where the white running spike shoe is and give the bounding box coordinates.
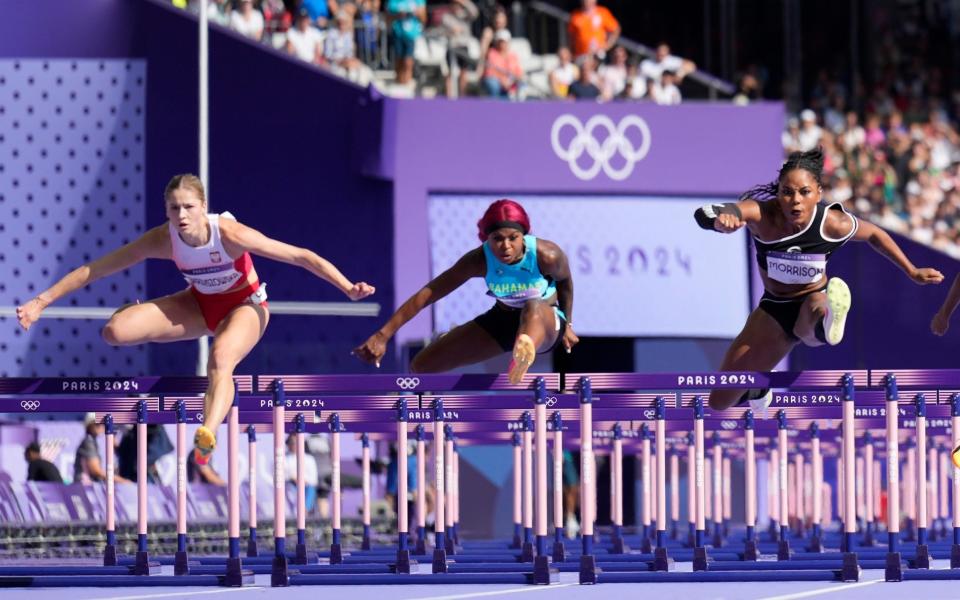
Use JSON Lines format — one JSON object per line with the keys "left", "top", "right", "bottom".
{"left": 823, "top": 277, "right": 852, "bottom": 346}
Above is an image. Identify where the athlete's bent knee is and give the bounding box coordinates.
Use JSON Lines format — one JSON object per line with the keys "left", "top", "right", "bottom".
{"left": 101, "top": 320, "right": 126, "bottom": 346}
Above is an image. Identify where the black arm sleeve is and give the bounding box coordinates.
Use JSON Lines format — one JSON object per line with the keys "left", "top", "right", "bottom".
{"left": 694, "top": 203, "right": 743, "bottom": 230}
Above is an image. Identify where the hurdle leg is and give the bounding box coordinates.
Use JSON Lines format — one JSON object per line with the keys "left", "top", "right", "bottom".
{"left": 776, "top": 411, "right": 791, "bottom": 561}
{"left": 722, "top": 456, "right": 732, "bottom": 538}
{"left": 840, "top": 376, "right": 859, "bottom": 582}
{"left": 611, "top": 425, "right": 626, "bottom": 554}
{"left": 330, "top": 414, "right": 343, "bottom": 564}
{"left": 432, "top": 402, "right": 448, "bottom": 573}
{"left": 769, "top": 447, "right": 780, "bottom": 542}
{"left": 929, "top": 443, "right": 940, "bottom": 542}
{"left": 884, "top": 377, "right": 902, "bottom": 582}
{"left": 453, "top": 446, "right": 461, "bottom": 547}
{"left": 939, "top": 445, "right": 949, "bottom": 539}
{"left": 174, "top": 402, "right": 189, "bottom": 575}
{"left": 744, "top": 412, "right": 758, "bottom": 561}
{"left": 225, "top": 395, "right": 245, "bottom": 585}
{"left": 640, "top": 428, "right": 652, "bottom": 553}
{"left": 913, "top": 396, "right": 930, "bottom": 568}
{"left": 578, "top": 379, "right": 598, "bottom": 584}
{"left": 551, "top": 412, "right": 566, "bottom": 563}
{"left": 396, "top": 406, "right": 412, "bottom": 574}
{"left": 808, "top": 426, "right": 824, "bottom": 553}
{"left": 270, "top": 380, "right": 289, "bottom": 587}
{"left": 905, "top": 444, "right": 916, "bottom": 542}
{"left": 361, "top": 434, "right": 372, "bottom": 551}
{"left": 794, "top": 453, "right": 805, "bottom": 539}
{"left": 654, "top": 399, "right": 669, "bottom": 571}
{"left": 511, "top": 435, "right": 522, "bottom": 549}
{"left": 521, "top": 412, "right": 534, "bottom": 562}
{"left": 294, "top": 413, "right": 308, "bottom": 565}
{"left": 247, "top": 425, "right": 259, "bottom": 557}
{"left": 670, "top": 449, "right": 680, "bottom": 541}
{"left": 863, "top": 438, "right": 876, "bottom": 546}
{"left": 103, "top": 415, "right": 118, "bottom": 566}
{"left": 686, "top": 435, "right": 696, "bottom": 548}
{"left": 415, "top": 426, "right": 427, "bottom": 555}
{"left": 711, "top": 435, "right": 723, "bottom": 549}
{"left": 693, "top": 397, "right": 708, "bottom": 571}
{"left": 444, "top": 427, "right": 456, "bottom": 555}
{"left": 533, "top": 380, "right": 555, "bottom": 585}
{"left": 134, "top": 400, "right": 151, "bottom": 575}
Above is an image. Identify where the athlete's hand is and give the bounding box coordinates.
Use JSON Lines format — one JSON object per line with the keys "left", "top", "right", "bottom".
{"left": 346, "top": 282, "right": 376, "bottom": 301}
{"left": 911, "top": 268, "right": 944, "bottom": 285}
{"left": 352, "top": 331, "right": 388, "bottom": 368}
{"left": 713, "top": 213, "right": 744, "bottom": 233}
{"left": 562, "top": 324, "right": 579, "bottom": 354}
{"left": 931, "top": 310, "right": 951, "bottom": 337}
{"left": 16, "top": 297, "right": 47, "bottom": 331}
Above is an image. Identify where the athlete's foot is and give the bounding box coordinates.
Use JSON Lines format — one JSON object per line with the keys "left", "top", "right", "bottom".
{"left": 823, "top": 277, "right": 852, "bottom": 346}
{"left": 508, "top": 334, "right": 536, "bottom": 385}
{"left": 953, "top": 444, "right": 960, "bottom": 470}
{"left": 193, "top": 425, "right": 216, "bottom": 466}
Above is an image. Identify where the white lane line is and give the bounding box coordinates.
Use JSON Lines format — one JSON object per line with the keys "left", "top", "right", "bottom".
{"left": 92, "top": 587, "right": 265, "bottom": 600}
{"left": 410, "top": 583, "right": 577, "bottom": 600}
{"left": 755, "top": 580, "right": 880, "bottom": 600}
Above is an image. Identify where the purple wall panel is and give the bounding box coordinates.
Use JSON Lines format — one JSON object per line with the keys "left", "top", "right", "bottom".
{"left": 0, "top": 59, "right": 147, "bottom": 376}
{"left": 792, "top": 231, "right": 960, "bottom": 369}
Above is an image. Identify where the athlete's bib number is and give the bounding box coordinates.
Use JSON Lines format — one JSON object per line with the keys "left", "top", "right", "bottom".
{"left": 765, "top": 251, "right": 826, "bottom": 285}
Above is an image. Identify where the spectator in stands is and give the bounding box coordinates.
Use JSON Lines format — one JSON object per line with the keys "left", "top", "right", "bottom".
{"left": 622, "top": 61, "right": 647, "bottom": 100}
{"left": 301, "top": 0, "right": 332, "bottom": 28}
{"left": 441, "top": 0, "right": 481, "bottom": 98}
{"left": 639, "top": 43, "right": 696, "bottom": 84}
{"left": 387, "top": 0, "right": 426, "bottom": 87}
{"left": 567, "top": 55, "right": 601, "bottom": 101}
{"left": 74, "top": 412, "right": 129, "bottom": 484}
{"left": 325, "top": 11, "right": 364, "bottom": 80}
{"left": 330, "top": 0, "right": 359, "bottom": 18}
{"left": 230, "top": 0, "right": 265, "bottom": 41}
{"left": 549, "top": 47, "right": 579, "bottom": 98}
{"left": 24, "top": 442, "right": 63, "bottom": 483}
{"left": 568, "top": 0, "right": 620, "bottom": 61}
{"left": 482, "top": 29, "right": 523, "bottom": 99}
{"left": 797, "top": 109, "right": 823, "bottom": 152}
{"left": 285, "top": 434, "right": 319, "bottom": 513}
{"left": 262, "top": 0, "right": 293, "bottom": 35}
{"left": 650, "top": 70, "right": 681, "bottom": 105}
{"left": 187, "top": 448, "right": 226, "bottom": 485}
{"left": 118, "top": 425, "right": 174, "bottom": 485}
{"left": 598, "top": 45, "right": 628, "bottom": 101}
{"left": 204, "top": 0, "right": 232, "bottom": 26}
{"left": 286, "top": 9, "right": 325, "bottom": 64}
{"left": 733, "top": 73, "right": 761, "bottom": 106}
{"left": 356, "top": 0, "right": 383, "bottom": 67}
{"left": 781, "top": 117, "right": 802, "bottom": 154}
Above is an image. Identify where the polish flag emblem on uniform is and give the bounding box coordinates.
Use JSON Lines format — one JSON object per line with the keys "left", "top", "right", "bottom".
{"left": 210, "top": 251, "right": 222, "bottom": 263}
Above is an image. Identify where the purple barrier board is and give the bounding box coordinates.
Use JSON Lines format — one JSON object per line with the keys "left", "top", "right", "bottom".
{"left": 0, "top": 377, "right": 252, "bottom": 395}
{"left": 254, "top": 373, "right": 559, "bottom": 393}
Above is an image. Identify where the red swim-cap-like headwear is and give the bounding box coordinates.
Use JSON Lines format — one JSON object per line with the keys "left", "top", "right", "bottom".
{"left": 476, "top": 199, "right": 531, "bottom": 242}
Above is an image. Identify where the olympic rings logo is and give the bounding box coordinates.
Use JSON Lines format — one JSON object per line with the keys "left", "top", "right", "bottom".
{"left": 21, "top": 400, "right": 40, "bottom": 411}
{"left": 643, "top": 409, "right": 655, "bottom": 420}
{"left": 550, "top": 114, "right": 652, "bottom": 181}
{"left": 545, "top": 396, "right": 558, "bottom": 407}
{"left": 721, "top": 420, "right": 738, "bottom": 430}
{"left": 396, "top": 377, "right": 421, "bottom": 390}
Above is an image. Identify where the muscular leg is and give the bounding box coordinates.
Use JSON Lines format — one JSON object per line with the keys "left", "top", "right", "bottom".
{"left": 794, "top": 293, "right": 828, "bottom": 347}
{"left": 101, "top": 289, "right": 208, "bottom": 346}
{"left": 198, "top": 303, "right": 269, "bottom": 453}
{"left": 708, "top": 308, "right": 797, "bottom": 411}
{"left": 410, "top": 321, "right": 504, "bottom": 373}
{"left": 517, "top": 300, "right": 561, "bottom": 352}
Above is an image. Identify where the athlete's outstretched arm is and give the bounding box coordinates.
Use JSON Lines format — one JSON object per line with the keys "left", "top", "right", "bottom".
{"left": 353, "top": 248, "right": 485, "bottom": 367}
{"left": 16, "top": 225, "right": 170, "bottom": 331}
{"left": 852, "top": 220, "right": 943, "bottom": 284}
{"left": 932, "top": 273, "right": 960, "bottom": 336}
{"left": 219, "top": 219, "right": 374, "bottom": 300}
{"left": 693, "top": 199, "right": 762, "bottom": 233}
{"left": 537, "top": 240, "right": 578, "bottom": 353}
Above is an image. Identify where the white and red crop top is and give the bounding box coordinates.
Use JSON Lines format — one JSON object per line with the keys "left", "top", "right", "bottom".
{"left": 169, "top": 212, "right": 256, "bottom": 295}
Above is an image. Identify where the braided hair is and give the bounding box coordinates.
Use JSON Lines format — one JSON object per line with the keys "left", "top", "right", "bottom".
{"left": 738, "top": 147, "right": 825, "bottom": 201}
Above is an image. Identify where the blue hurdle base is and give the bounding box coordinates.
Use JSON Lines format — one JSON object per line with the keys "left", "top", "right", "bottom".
{"left": 288, "top": 573, "right": 541, "bottom": 585}
{"left": 952, "top": 544, "right": 960, "bottom": 568}
{"left": 910, "top": 545, "right": 930, "bottom": 569}
{"left": 0, "top": 573, "right": 256, "bottom": 588}
{"left": 902, "top": 568, "right": 960, "bottom": 580}
{"left": 0, "top": 565, "right": 160, "bottom": 576}
{"left": 579, "top": 554, "right": 598, "bottom": 584}
{"left": 596, "top": 570, "right": 853, "bottom": 583}
{"left": 743, "top": 539, "right": 759, "bottom": 561}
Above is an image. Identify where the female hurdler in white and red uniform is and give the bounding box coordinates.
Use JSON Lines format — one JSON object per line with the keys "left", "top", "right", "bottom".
{"left": 16, "top": 174, "right": 375, "bottom": 463}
